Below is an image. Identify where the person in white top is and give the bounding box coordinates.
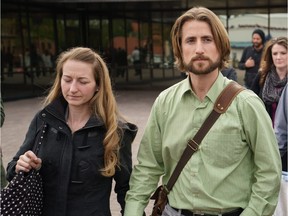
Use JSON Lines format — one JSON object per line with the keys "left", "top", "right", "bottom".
{"left": 131, "top": 47, "right": 141, "bottom": 76}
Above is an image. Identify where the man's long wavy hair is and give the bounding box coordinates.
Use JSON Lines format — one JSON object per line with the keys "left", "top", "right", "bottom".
{"left": 43, "top": 47, "right": 122, "bottom": 177}
{"left": 171, "top": 6, "right": 231, "bottom": 72}
{"left": 258, "top": 37, "right": 288, "bottom": 87}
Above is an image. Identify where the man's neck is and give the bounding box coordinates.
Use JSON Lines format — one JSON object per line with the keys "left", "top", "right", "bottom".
{"left": 254, "top": 44, "right": 263, "bottom": 51}
{"left": 189, "top": 70, "right": 219, "bottom": 101}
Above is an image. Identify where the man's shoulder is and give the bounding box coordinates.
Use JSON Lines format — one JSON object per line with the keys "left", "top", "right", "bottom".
{"left": 234, "top": 87, "right": 263, "bottom": 107}
{"left": 244, "top": 46, "right": 254, "bottom": 52}
{"left": 158, "top": 79, "right": 187, "bottom": 100}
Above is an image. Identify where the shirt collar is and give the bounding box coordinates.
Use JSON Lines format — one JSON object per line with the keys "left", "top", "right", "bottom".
{"left": 179, "top": 72, "right": 228, "bottom": 103}
{"left": 179, "top": 75, "right": 193, "bottom": 97}
{"left": 206, "top": 72, "right": 227, "bottom": 104}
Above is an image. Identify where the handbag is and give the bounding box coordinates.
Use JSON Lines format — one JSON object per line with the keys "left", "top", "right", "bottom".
{"left": 0, "top": 124, "right": 47, "bottom": 216}
{"left": 150, "top": 82, "right": 244, "bottom": 216}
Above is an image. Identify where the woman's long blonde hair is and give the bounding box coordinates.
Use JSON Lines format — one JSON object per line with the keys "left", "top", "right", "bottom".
{"left": 44, "top": 47, "right": 122, "bottom": 177}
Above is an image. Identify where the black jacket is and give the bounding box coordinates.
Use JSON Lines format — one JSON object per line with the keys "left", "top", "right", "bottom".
{"left": 6, "top": 96, "right": 138, "bottom": 216}
{"left": 238, "top": 46, "right": 263, "bottom": 74}
{"left": 238, "top": 46, "right": 263, "bottom": 88}
{"left": 221, "top": 67, "right": 238, "bottom": 82}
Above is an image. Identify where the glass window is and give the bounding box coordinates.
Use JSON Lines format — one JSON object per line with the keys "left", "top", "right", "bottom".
{"left": 151, "top": 12, "right": 162, "bottom": 72}
{"left": 25, "top": 13, "right": 55, "bottom": 79}
{"left": 65, "top": 14, "right": 80, "bottom": 48}
{"left": 139, "top": 22, "right": 149, "bottom": 68}
{"left": 112, "top": 18, "right": 128, "bottom": 79}
{"left": 88, "top": 18, "right": 101, "bottom": 51}
{"left": 126, "top": 18, "right": 142, "bottom": 79}
{"left": 56, "top": 16, "right": 66, "bottom": 51}
{"left": 101, "top": 19, "right": 110, "bottom": 51}
{"left": 162, "top": 14, "right": 174, "bottom": 75}
{"left": 1, "top": 13, "right": 22, "bottom": 79}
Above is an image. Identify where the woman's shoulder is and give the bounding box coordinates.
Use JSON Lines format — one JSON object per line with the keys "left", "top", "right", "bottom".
{"left": 121, "top": 121, "right": 137, "bottom": 132}
{"left": 119, "top": 121, "right": 138, "bottom": 138}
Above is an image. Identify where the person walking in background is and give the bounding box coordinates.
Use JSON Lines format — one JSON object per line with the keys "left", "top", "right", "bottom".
{"left": 6, "top": 47, "right": 138, "bottom": 216}
{"left": 250, "top": 37, "right": 287, "bottom": 124}
{"left": 274, "top": 83, "right": 287, "bottom": 171}
{"left": 273, "top": 84, "right": 288, "bottom": 216}
{"left": 124, "top": 7, "right": 281, "bottom": 216}
{"left": 41, "top": 49, "right": 53, "bottom": 76}
{"left": 131, "top": 46, "right": 141, "bottom": 76}
{"left": 30, "top": 44, "right": 43, "bottom": 77}
{"left": 5, "top": 47, "right": 14, "bottom": 77}
{"left": 116, "top": 47, "right": 128, "bottom": 78}
{"left": 238, "top": 29, "right": 265, "bottom": 89}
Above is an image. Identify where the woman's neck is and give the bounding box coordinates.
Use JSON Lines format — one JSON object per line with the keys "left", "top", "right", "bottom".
{"left": 66, "top": 105, "right": 91, "bottom": 133}
{"left": 276, "top": 67, "right": 287, "bottom": 80}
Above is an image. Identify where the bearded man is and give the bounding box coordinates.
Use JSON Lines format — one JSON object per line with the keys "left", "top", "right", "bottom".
{"left": 124, "top": 7, "right": 280, "bottom": 216}
{"left": 238, "top": 29, "right": 266, "bottom": 89}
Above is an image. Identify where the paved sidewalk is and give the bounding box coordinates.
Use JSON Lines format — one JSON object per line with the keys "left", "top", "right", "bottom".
{"left": 1, "top": 89, "right": 164, "bottom": 215}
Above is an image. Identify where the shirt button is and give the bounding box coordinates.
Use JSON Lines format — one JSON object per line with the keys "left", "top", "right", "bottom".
{"left": 191, "top": 172, "right": 197, "bottom": 177}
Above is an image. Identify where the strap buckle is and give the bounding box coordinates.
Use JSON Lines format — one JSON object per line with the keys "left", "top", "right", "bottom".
{"left": 187, "top": 139, "right": 199, "bottom": 152}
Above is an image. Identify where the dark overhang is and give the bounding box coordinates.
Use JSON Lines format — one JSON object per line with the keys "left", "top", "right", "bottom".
{"left": 2, "top": 0, "right": 287, "bottom": 12}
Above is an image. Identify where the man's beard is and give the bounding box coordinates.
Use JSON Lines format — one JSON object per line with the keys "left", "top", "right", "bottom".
{"left": 183, "top": 55, "right": 220, "bottom": 75}
{"left": 253, "top": 42, "right": 262, "bottom": 49}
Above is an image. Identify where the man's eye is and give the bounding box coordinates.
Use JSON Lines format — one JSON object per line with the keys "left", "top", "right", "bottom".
{"left": 186, "top": 39, "right": 195, "bottom": 44}
{"left": 203, "top": 38, "right": 212, "bottom": 42}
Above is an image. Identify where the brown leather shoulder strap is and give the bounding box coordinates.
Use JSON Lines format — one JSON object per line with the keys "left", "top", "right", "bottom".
{"left": 214, "top": 81, "right": 244, "bottom": 113}
{"left": 165, "top": 81, "right": 244, "bottom": 192}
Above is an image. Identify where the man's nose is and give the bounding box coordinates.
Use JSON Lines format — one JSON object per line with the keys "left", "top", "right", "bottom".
{"left": 195, "top": 41, "right": 204, "bottom": 54}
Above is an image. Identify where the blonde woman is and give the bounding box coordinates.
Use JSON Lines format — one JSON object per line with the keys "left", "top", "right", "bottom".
{"left": 6, "top": 47, "right": 138, "bottom": 216}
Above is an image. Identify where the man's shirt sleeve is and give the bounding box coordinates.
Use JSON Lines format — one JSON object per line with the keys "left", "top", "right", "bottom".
{"left": 238, "top": 92, "right": 282, "bottom": 216}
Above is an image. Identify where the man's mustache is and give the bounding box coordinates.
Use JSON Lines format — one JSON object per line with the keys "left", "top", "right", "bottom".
{"left": 191, "top": 55, "right": 210, "bottom": 61}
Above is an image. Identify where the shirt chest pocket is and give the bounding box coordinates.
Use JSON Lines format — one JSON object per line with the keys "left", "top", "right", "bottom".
{"left": 201, "top": 133, "right": 245, "bottom": 168}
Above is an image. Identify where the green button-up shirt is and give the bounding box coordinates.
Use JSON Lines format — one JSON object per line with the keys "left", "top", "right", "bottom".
{"left": 125, "top": 74, "right": 281, "bottom": 216}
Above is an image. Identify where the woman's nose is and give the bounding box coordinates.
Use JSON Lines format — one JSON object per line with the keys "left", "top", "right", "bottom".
{"left": 69, "top": 81, "right": 78, "bottom": 92}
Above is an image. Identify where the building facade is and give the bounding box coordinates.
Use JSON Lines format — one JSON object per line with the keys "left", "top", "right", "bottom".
{"left": 1, "top": 0, "right": 287, "bottom": 100}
